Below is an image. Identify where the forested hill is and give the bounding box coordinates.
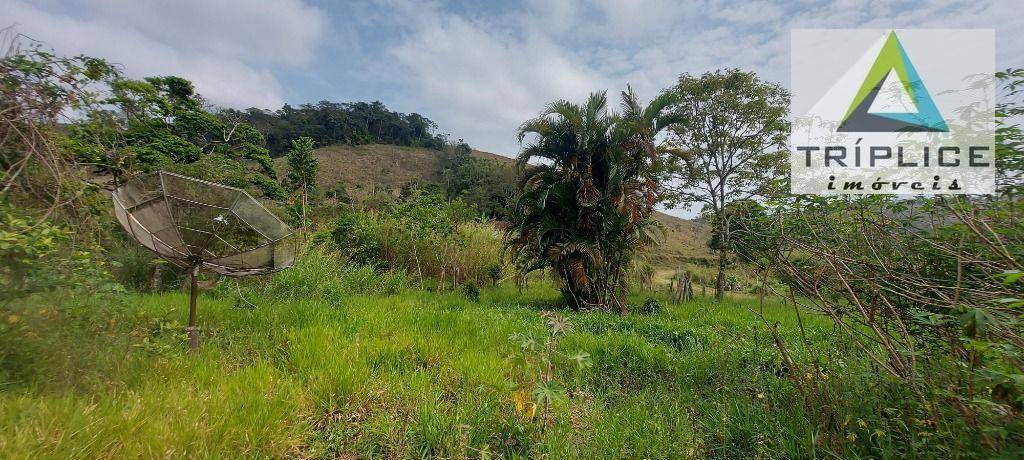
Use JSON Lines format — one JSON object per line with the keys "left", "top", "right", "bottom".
{"left": 223, "top": 101, "right": 452, "bottom": 156}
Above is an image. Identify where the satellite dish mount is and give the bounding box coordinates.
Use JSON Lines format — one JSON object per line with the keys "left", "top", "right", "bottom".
{"left": 112, "top": 171, "right": 296, "bottom": 351}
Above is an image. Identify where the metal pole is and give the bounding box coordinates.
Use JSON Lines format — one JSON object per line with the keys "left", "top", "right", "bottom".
{"left": 187, "top": 265, "right": 199, "bottom": 351}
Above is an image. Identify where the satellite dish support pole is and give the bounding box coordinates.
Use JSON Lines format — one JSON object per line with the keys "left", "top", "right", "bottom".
{"left": 187, "top": 264, "right": 200, "bottom": 351}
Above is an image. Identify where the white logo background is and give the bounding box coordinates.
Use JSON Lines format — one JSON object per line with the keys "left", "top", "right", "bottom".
{"left": 791, "top": 29, "right": 995, "bottom": 195}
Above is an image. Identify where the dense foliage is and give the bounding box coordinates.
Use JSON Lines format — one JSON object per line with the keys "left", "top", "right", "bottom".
{"left": 710, "top": 70, "right": 1024, "bottom": 454}
{"left": 66, "top": 76, "right": 281, "bottom": 197}
{"left": 507, "top": 89, "right": 678, "bottom": 312}
{"left": 0, "top": 34, "right": 124, "bottom": 301}
{"left": 328, "top": 190, "right": 501, "bottom": 289}
{"left": 443, "top": 143, "right": 517, "bottom": 220}
{"left": 225, "top": 101, "right": 450, "bottom": 156}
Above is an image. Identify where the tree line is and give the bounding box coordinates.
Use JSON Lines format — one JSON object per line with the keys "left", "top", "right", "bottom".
{"left": 223, "top": 100, "right": 450, "bottom": 156}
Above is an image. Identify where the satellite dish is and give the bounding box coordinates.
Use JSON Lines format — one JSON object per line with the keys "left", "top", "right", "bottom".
{"left": 112, "top": 171, "right": 295, "bottom": 350}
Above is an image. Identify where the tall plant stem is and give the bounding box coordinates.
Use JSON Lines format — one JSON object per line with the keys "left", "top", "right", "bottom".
{"left": 187, "top": 265, "right": 199, "bottom": 351}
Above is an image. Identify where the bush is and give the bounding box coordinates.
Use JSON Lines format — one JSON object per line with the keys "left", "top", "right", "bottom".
{"left": 107, "top": 243, "right": 183, "bottom": 291}
{"left": 747, "top": 194, "right": 1024, "bottom": 455}
{"left": 639, "top": 297, "right": 663, "bottom": 315}
{"left": 329, "top": 192, "right": 501, "bottom": 289}
{"left": 462, "top": 282, "right": 480, "bottom": 302}
{"left": 1, "top": 205, "right": 123, "bottom": 300}
{"left": 486, "top": 263, "right": 502, "bottom": 286}
{"left": 453, "top": 222, "right": 503, "bottom": 285}
{"left": 723, "top": 273, "right": 746, "bottom": 291}
{"left": 325, "top": 182, "right": 352, "bottom": 204}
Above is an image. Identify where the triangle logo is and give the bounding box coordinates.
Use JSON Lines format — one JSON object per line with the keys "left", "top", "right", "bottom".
{"left": 837, "top": 31, "right": 948, "bottom": 132}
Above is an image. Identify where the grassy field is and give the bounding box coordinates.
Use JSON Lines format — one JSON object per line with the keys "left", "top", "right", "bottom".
{"left": 1, "top": 268, "right": 929, "bottom": 459}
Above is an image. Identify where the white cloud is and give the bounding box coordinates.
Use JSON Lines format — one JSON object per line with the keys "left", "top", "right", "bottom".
{"left": 589, "top": 0, "right": 694, "bottom": 38}
{"left": 386, "top": 7, "right": 609, "bottom": 153}
{"left": 2, "top": 0, "right": 327, "bottom": 109}
{"left": 86, "top": 0, "right": 326, "bottom": 66}
{"left": 379, "top": 0, "right": 1022, "bottom": 157}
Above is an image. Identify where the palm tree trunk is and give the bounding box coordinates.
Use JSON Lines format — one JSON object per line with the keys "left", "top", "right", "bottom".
{"left": 614, "top": 269, "right": 629, "bottom": 315}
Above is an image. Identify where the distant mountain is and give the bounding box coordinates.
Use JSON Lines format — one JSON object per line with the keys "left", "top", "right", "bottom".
{"left": 277, "top": 143, "right": 713, "bottom": 263}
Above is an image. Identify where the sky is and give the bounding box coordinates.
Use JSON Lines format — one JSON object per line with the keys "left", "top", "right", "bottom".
{"left": 3, "top": 0, "right": 1023, "bottom": 216}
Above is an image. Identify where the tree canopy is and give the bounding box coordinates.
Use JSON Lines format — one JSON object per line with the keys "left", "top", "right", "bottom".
{"left": 442, "top": 143, "right": 517, "bottom": 221}
{"left": 663, "top": 69, "right": 789, "bottom": 299}
{"left": 506, "top": 88, "right": 678, "bottom": 313}
{"left": 224, "top": 101, "right": 451, "bottom": 156}
{"left": 65, "top": 75, "right": 283, "bottom": 198}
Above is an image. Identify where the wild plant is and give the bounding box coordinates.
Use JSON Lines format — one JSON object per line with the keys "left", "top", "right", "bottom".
{"left": 509, "top": 312, "right": 591, "bottom": 429}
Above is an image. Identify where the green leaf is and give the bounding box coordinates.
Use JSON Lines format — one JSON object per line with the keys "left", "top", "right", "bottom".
{"left": 568, "top": 351, "right": 592, "bottom": 369}
{"left": 996, "top": 297, "right": 1024, "bottom": 309}
{"left": 533, "top": 381, "right": 565, "bottom": 404}
{"left": 958, "top": 308, "right": 993, "bottom": 338}
{"left": 1000, "top": 270, "right": 1023, "bottom": 285}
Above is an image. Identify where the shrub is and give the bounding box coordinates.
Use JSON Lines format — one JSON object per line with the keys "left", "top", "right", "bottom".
{"left": 329, "top": 192, "right": 501, "bottom": 289}
{"left": 462, "top": 282, "right": 480, "bottom": 302}
{"left": 250, "top": 175, "right": 286, "bottom": 200}
{"left": 1, "top": 205, "right": 123, "bottom": 300}
{"left": 723, "top": 273, "right": 745, "bottom": 291}
{"left": 486, "top": 263, "right": 502, "bottom": 286}
{"left": 107, "top": 243, "right": 183, "bottom": 291}
{"left": 639, "top": 297, "right": 663, "bottom": 315}
{"left": 747, "top": 194, "right": 1024, "bottom": 455}
{"left": 325, "top": 182, "right": 352, "bottom": 204}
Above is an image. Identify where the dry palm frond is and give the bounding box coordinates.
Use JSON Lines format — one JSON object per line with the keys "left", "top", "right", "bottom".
{"left": 567, "top": 258, "right": 591, "bottom": 290}
{"left": 577, "top": 179, "right": 599, "bottom": 206}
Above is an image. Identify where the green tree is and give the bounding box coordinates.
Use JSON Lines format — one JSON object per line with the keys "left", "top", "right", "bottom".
{"left": 710, "top": 199, "right": 771, "bottom": 265}
{"left": 506, "top": 88, "right": 678, "bottom": 313}
{"left": 443, "top": 143, "right": 517, "bottom": 220}
{"left": 225, "top": 100, "right": 449, "bottom": 155}
{"left": 664, "top": 69, "right": 789, "bottom": 300}
{"left": 285, "top": 136, "right": 318, "bottom": 232}
{"left": 996, "top": 68, "right": 1024, "bottom": 195}
{"left": 66, "top": 76, "right": 279, "bottom": 196}
{"left": 0, "top": 40, "right": 125, "bottom": 298}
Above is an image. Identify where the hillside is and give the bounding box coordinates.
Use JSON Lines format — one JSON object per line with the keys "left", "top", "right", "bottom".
{"left": 650, "top": 212, "right": 713, "bottom": 266}
{"left": 276, "top": 143, "right": 713, "bottom": 263}
{"left": 273, "top": 144, "right": 504, "bottom": 199}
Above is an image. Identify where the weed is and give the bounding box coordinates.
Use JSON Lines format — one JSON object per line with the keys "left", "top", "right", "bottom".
{"left": 640, "top": 297, "right": 663, "bottom": 315}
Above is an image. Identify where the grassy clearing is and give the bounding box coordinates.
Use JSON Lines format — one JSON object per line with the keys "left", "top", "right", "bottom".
{"left": 1, "top": 278, "right": 927, "bottom": 459}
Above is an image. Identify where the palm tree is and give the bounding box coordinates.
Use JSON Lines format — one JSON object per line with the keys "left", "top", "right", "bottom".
{"left": 506, "top": 88, "right": 679, "bottom": 313}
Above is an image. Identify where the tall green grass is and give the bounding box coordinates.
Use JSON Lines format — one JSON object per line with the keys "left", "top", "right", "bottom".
{"left": 0, "top": 267, "right": 973, "bottom": 458}
{"left": 252, "top": 246, "right": 411, "bottom": 301}
{"left": 328, "top": 201, "right": 503, "bottom": 288}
